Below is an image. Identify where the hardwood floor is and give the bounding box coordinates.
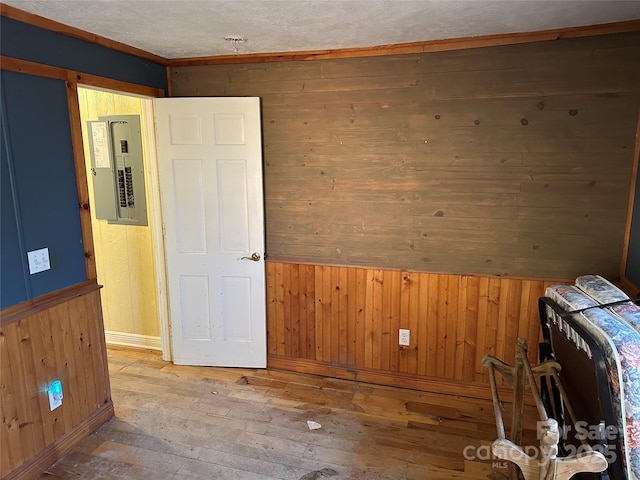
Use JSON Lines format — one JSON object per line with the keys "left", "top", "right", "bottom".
{"left": 37, "top": 346, "right": 536, "bottom": 479}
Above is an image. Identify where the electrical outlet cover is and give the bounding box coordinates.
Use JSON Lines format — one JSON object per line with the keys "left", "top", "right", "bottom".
{"left": 48, "top": 380, "right": 63, "bottom": 411}
{"left": 399, "top": 329, "right": 410, "bottom": 346}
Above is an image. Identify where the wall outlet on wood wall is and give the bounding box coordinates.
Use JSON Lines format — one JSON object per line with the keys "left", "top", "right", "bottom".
{"left": 399, "top": 329, "right": 410, "bottom": 346}
{"left": 48, "top": 380, "right": 63, "bottom": 411}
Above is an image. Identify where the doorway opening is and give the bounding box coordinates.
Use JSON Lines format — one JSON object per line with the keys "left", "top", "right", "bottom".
{"left": 78, "top": 86, "right": 170, "bottom": 359}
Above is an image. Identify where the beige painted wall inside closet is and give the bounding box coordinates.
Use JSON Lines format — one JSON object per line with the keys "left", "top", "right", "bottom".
{"left": 78, "top": 87, "right": 160, "bottom": 344}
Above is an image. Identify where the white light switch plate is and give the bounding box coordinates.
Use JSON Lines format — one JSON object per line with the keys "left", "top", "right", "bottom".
{"left": 27, "top": 248, "right": 50, "bottom": 274}
{"left": 399, "top": 329, "right": 410, "bottom": 346}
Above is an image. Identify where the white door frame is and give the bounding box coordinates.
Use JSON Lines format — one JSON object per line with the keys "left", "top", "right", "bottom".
{"left": 142, "top": 98, "right": 172, "bottom": 361}
{"left": 79, "top": 84, "right": 171, "bottom": 361}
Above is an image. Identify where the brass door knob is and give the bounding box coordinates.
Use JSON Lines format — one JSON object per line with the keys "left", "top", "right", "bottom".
{"left": 241, "top": 252, "right": 261, "bottom": 261}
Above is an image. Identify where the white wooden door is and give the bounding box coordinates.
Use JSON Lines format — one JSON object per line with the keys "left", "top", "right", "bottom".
{"left": 154, "top": 97, "right": 265, "bottom": 367}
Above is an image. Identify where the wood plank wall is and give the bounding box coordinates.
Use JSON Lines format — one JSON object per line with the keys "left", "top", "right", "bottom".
{"left": 266, "top": 261, "right": 560, "bottom": 399}
{"left": 172, "top": 32, "right": 640, "bottom": 280}
{"left": 0, "top": 282, "right": 113, "bottom": 479}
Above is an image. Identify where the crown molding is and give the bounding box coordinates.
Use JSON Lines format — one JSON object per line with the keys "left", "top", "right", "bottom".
{"left": 168, "top": 18, "right": 640, "bottom": 67}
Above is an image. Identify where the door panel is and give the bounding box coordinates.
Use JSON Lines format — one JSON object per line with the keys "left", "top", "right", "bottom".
{"left": 179, "top": 275, "right": 210, "bottom": 340}
{"left": 155, "top": 97, "right": 265, "bottom": 367}
{"left": 218, "top": 159, "right": 250, "bottom": 252}
{"left": 221, "top": 276, "right": 252, "bottom": 340}
{"left": 173, "top": 159, "right": 207, "bottom": 253}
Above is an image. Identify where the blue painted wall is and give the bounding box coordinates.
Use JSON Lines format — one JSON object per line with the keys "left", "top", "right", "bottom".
{"left": 1, "top": 16, "right": 167, "bottom": 92}
{"left": 0, "top": 16, "right": 167, "bottom": 309}
{"left": 1, "top": 70, "right": 87, "bottom": 308}
{"left": 1, "top": 118, "right": 29, "bottom": 307}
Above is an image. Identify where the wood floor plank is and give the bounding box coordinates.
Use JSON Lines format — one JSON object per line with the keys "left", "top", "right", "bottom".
{"left": 42, "top": 451, "right": 171, "bottom": 479}
{"left": 37, "top": 345, "right": 537, "bottom": 480}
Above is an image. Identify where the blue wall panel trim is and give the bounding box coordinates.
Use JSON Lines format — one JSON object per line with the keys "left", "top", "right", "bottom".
{"left": 0, "top": 16, "right": 167, "bottom": 92}
{"left": 1, "top": 70, "right": 87, "bottom": 304}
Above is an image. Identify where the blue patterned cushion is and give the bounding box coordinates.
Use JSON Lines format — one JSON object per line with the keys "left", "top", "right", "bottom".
{"left": 546, "top": 284, "right": 640, "bottom": 480}
{"left": 576, "top": 274, "right": 640, "bottom": 334}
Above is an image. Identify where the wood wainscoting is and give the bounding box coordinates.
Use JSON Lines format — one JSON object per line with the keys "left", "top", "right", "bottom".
{"left": 266, "top": 261, "right": 563, "bottom": 400}
{"left": 0, "top": 281, "right": 113, "bottom": 480}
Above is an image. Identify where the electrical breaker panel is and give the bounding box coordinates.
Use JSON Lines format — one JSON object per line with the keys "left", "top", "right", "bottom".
{"left": 87, "top": 115, "right": 148, "bottom": 226}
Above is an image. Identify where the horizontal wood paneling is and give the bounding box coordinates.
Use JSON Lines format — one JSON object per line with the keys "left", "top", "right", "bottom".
{"left": 0, "top": 283, "right": 112, "bottom": 479}
{"left": 173, "top": 32, "right": 640, "bottom": 280}
{"left": 266, "top": 261, "right": 561, "bottom": 398}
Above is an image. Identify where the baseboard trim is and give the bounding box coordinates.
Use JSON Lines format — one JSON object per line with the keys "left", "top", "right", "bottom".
{"left": 3, "top": 401, "right": 114, "bottom": 480}
{"left": 105, "top": 331, "right": 162, "bottom": 351}
{"left": 267, "top": 356, "right": 531, "bottom": 404}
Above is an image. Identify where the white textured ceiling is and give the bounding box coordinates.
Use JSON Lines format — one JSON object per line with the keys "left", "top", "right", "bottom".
{"left": 4, "top": 0, "right": 640, "bottom": 59}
